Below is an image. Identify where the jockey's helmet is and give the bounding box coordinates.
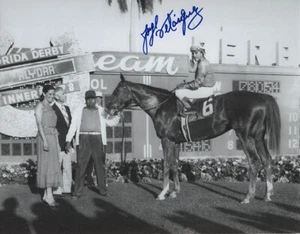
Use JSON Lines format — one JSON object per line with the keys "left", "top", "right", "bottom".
{"left": 190, "top": 43, "right": 206, "bottom": 54}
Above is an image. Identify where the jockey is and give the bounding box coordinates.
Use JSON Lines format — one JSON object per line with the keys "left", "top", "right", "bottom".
{"left": 175, "top": 44, "right": 216, "bottom": 115}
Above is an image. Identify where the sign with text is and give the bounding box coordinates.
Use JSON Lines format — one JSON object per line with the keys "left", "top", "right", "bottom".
{"left": 93, "top": 51, "right": 190, "bottom": 76}
{"left": 0, "top": 45, "right": 70, "bottom": 68}
{"left": 0, "top": 59, "right": 76, "bottom": 89}
{"left": 0, "top": 80, "right": 80, "bottom": 106}
{"left": 0, "top": 88, "right": 39, "bottom": 106}
{"left": 59, "top": 80, "right": 80, "bottom": 93}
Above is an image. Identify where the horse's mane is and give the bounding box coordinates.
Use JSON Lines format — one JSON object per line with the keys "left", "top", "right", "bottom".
{"left": 126, "top": 81, "right": 173, "bottom": 97}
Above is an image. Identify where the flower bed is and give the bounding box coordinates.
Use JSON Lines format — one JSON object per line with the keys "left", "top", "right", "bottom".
{"left": 1, "top": 156, "right": 299, "bottom": 185}
{"left": 0, "top": 159, "right": 37, "bottom": 185}
{"left": 105, "top": 155, "right": 300, "bottom": 184}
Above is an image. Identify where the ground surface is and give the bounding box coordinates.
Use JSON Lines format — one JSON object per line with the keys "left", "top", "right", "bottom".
{"left": 0, "top": 181, "right": 299, "bottom": 234}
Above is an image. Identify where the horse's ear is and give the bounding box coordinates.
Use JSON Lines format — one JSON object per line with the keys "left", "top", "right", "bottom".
{"left": 120, "top": 73, "right": 125, "bottom": 82}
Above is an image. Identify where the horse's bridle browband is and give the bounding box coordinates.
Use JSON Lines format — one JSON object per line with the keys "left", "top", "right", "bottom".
{"left": 123, "top": 82, "right": 175, "bottom": 111}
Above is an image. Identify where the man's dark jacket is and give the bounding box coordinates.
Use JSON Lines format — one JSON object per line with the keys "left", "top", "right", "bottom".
{"left": 52, "top": 103, "right": 72, "bottom": 151}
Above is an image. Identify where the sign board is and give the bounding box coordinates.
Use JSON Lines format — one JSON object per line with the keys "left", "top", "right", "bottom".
{"left": 0, "top": 60, "right": 75, "bottom": 88}
{"left": 93, "top": 51, "right": 190, "bottom": 76}
{"left": 0, "top": 45, "right": 70, "bottom": 68}
{"left": 0, "top": 53, "right": 95, "bottom": 89}
{"left": 0, "top": 81, "right": 80, "bottom": 106}
{"left": 0, "top": 88, "right": 39, "bottom": 106}
{"left": 59, "top": 80, "right": 80, "bottom": 93}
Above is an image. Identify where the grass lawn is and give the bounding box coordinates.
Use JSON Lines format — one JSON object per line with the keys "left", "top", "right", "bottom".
{"left": 0, "top": 181, "right": 299, "bottom": 234}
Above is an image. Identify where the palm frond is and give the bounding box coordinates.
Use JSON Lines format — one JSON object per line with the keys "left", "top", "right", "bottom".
{"left": 108, "top": 0, "right": 162, "bottom": 14}
{"left": 118, "top": 0, "right": 128, "bottom": 13}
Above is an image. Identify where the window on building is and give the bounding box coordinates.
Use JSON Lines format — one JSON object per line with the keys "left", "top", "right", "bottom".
{"left": 104, "top": 96, "right": 133, "bottom": 154}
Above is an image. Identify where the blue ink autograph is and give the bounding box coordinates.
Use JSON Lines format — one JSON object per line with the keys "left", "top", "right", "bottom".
{"left": 141, "top": 6, "right": 204, "bottom": 55}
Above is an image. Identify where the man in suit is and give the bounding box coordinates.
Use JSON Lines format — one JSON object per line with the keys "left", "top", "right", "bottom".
{"left": 52, "top": 86, "right": 73, "bottom": 195}
{"left": 66, "top": 90, "right": 120, "bottom": 199}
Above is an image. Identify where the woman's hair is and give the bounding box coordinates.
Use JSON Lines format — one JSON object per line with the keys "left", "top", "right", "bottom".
{"left": 40, "top": 84, "right": 55, "bottom": 101}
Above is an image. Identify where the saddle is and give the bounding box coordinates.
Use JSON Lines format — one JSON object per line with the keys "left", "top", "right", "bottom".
{"left": 178, "top": 95, "right": 215, "bottom": 142}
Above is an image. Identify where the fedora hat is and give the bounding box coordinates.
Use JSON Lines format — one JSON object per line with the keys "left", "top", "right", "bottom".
{"left": 85, "top": 90, "right": 96, "bottom": 98}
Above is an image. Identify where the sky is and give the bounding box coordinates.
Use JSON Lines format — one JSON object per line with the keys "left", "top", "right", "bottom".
{"left": 0, "top": 0, "right": 299, "bottom": 65}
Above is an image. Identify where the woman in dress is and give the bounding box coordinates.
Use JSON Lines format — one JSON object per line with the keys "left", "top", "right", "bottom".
{"left": 35, "top": 84, "right": 62, "bottom": 207}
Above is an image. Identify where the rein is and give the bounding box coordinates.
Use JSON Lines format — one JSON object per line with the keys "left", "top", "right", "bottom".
{"left": 124, "top": 82, "right": 176, "bottom": 111}
{"left": 143, "top": 93, "right": 174, "bottom": 111}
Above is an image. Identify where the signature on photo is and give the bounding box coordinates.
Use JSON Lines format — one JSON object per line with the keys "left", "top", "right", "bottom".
{"left": 141, "top": 6, "right": 204, "bottom": 55}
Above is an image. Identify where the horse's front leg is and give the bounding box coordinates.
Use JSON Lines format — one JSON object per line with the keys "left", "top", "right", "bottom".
{"left": 169, "top": 164, "right": 179, "bottom": 199}
{"left": 169, "top": 143, "right": 180, "bottom": 199}
{"left": 157, "top": 159, "right": 170, "bottom": 200}
{"left": 157, "top": 138, "right": 173, "bottom": 200}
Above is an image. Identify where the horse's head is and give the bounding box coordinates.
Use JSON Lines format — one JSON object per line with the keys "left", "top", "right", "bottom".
{"left": 106, "top": 74, "right": 136, "bottom": 115}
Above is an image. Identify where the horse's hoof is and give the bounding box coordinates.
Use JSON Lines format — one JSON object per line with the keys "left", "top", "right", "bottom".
{"left": 241, "top": 199, "right": 250, "bottom": 204}
{"left": 264, "top": 196, "right": 272, "bottom": 202}
{"left": 169, "top": 192, "right": 177, "bottom": 199}
{"left": 156, "top": 196, "right": 165, "bottom": 201}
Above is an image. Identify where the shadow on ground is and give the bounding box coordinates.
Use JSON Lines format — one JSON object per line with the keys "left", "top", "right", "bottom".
{"left": 1, "top": 182, "right": 299, "bottom": 234}
{"left": 30, "top": 198, "right": 169, "bottom": 234}
{"left": 164, "top": 210, "right": 244, "bottom": 233}
{"left": 190, "top": 182, "right": 244, "bottom": 202}
{"left": 216, "top": 207, "right": 300, "bottom": 233}
{"left": 0, "top": 197, "right": 31, "bottom": 234}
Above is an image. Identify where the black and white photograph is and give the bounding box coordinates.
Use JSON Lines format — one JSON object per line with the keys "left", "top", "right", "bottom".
{"left": 0, "top": 0, "right": 299, "bottom": 233}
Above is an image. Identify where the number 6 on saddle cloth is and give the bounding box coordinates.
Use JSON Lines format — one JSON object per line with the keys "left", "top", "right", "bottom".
{"left": 179, "top": 95, "right": 214, "bottom": 142}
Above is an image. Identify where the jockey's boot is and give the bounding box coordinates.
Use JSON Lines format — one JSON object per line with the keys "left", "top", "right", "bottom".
{"left": 179, "top": 97, "right": 197, "bottom": 116}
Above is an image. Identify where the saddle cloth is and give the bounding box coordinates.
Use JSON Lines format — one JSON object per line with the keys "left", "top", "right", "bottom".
{"left": 179, "top": 95, "right": 215, "bottom": 142}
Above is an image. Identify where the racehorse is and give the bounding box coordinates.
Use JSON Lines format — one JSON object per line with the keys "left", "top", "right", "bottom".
{"left": 106, "top": 74, "right": 281, "bottom": 204}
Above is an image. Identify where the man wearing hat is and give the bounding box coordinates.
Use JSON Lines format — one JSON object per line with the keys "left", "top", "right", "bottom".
{"left": 65, "top": 90, "right": 120, "bottom": 199}
{"left": 95, "top": 91, "right": 103, "bottom": 106}
{"left": 175, "top": 43, "right": 216, "bottom": 115}
{"left": 85, "top": 90, "right": 104, "bottom": 187}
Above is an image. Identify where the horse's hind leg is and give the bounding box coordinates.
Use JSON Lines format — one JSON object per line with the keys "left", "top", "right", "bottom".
{"left": 238, "top": 134, "right": 260, "bottom": 204}
{"left": 256, "top": 139, "right": 274, "bottom": 201}
{"left": 169, "top": 143, "right": 181, "bottom": 199}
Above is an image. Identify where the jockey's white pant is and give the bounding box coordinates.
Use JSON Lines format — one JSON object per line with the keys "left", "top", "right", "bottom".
{"left": 175, "top": 85, "right": 215, "bottom": 100}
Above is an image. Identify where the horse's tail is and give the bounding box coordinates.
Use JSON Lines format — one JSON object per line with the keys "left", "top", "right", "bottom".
{"left": 263, "top": 94, "right": 281, "bottom": 155}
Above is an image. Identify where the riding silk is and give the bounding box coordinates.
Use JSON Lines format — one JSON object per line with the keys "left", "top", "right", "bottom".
{"left": 179, "top": 95, "right": 215, "bottom": 142}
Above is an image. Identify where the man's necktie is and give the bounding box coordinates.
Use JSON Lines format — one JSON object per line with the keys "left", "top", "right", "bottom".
{"left": 61, "top": 105, "right": 69, "bottom": 126}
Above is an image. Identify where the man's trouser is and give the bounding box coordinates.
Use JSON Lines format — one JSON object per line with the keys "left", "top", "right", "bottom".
{"left": 73, "top": 134, "right": 106, "bottom": 196}
{"left": 53, "top": 150, "right": 73, "bottom": 194}
{"left": 175, "top": 86, "right": 215, "bottom": 100}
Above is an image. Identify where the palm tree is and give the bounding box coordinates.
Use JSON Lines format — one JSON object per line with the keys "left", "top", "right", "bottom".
{"left": 107, "top": 0, "right": 162, "bottom": 14}
{"left": 108, "top": 0, "right": 163, "bottom": 161}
